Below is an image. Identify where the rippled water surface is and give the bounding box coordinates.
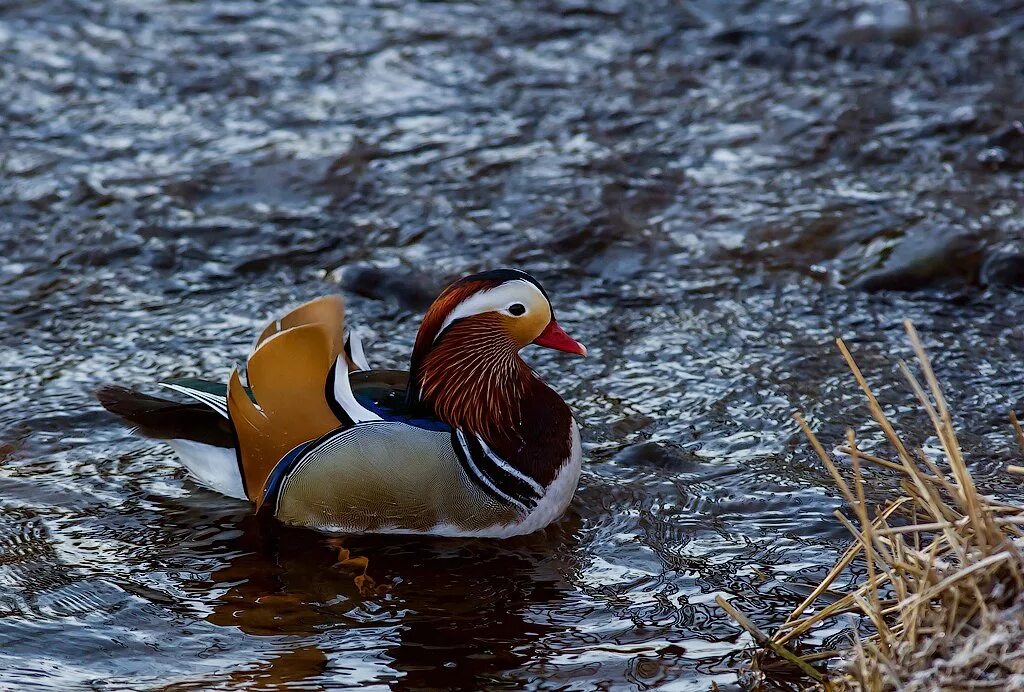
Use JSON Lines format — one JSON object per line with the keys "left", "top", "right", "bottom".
{"left": 3, "top": 1, "right": 1024, "bottom": 689}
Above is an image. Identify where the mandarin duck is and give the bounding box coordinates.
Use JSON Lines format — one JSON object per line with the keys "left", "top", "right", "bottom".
{"left": 98, "top": 269, "right": 586, "bottom": 538}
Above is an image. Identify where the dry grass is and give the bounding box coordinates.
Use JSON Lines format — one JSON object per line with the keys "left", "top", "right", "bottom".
{"left": 719, "top": 321, "right": 1024, "bottom": 691}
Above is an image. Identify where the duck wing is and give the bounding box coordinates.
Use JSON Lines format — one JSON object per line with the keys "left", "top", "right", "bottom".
{"left": 228, "top": 321, "right": 348, "bottom": 505}
{"left": 254, "top": 295, "right": 365, "bottom": 373}
{"left": 98, "top": 296, "right": 388, "bottom": 504}
{"left": 193, "top": 295, "right": 376, "bottom": 503}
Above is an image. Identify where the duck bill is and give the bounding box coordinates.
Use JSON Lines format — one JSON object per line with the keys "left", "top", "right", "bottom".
{"left": 533, "top": 320, "right": 587, "bottom": 356}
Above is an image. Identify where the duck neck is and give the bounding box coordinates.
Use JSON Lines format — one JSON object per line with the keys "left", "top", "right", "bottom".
{"left": 412, "top": 315, "right": 530, "bottom": 439}
{"left": 408, "top": 316, "right": 572, "bottom": 485}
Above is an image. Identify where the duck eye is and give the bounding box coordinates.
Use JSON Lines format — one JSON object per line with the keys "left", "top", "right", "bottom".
{"left": 508, "top": 303, "right": 526, "bottom": 316}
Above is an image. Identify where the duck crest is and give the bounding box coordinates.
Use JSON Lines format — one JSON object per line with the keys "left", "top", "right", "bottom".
{"left": 406, "top": 277, "right": 504, "bottom": 398}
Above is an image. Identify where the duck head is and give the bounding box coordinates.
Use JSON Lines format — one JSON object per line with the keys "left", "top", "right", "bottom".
{"left": 407, "top": 269, "right": 585, "bottom": 435}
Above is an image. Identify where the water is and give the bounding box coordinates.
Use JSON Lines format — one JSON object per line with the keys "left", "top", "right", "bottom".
{"left": 2, "top": 1, "right": 1024, "bottom": 688}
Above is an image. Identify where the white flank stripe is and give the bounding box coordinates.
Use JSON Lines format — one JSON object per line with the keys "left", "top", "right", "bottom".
{"left": 474, "top": 434, "right": 544, "bottom": 496}
{"left": 188, "top": 391, "right": 228, "bottom": 415}
{"left": 191, "top": 393, "right": 226, "bottom": 416}
{"left": 456, "top": 429, "right": 527, "bottom": 512}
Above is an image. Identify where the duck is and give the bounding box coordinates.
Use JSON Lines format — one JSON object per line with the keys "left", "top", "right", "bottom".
{"left": 97, "top": 268, "right": 587, "bottom": 538}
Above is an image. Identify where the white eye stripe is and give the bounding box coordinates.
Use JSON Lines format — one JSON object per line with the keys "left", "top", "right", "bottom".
{"left": 437, "top": 280, "right": 549, "bottom": 339}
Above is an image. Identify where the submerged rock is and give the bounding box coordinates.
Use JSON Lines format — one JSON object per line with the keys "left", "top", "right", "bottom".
{"left": 335, "top": 264, "right": 438, "bottom": 311}
{"left": 850, "top": 224, "right": 983, "bottom": 291}
{"left": 835, "top": 0, "right": 994, "bottom": 45}
{"left": 980, "top": 245, "right": 1024, "bottom": 289}
{"left": 839, "top": 1, "right": 922, "bottom": 45}
{"left": 612, "top": 441, "right": 700, "bottom": 473}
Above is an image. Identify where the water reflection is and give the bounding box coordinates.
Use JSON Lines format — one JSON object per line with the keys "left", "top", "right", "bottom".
{"left": 223, "top": 646, "right": 330, "bottom": 689}
{"left": 203, "top": 516, "right": 582, "bottom": 688}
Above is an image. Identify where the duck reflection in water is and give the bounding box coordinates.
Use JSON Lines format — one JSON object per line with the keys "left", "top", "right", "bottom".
{"left": 203, "top": 511, "right": 583, "bottom": 688}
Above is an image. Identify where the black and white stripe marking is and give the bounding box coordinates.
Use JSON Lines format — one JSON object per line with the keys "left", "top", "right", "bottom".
{"left": 475, "top": 434, "right": 545, "bottom": 497}
{"left": 326, "top": 357, "right": 382, "bottom": 426}
{"left": 452, "top": 429, "right": 543, "bottom": 512}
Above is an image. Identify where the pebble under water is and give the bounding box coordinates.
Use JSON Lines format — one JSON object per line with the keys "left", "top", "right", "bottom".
{"left": 2, "top": 1, "right": 1024, "bottom": 689}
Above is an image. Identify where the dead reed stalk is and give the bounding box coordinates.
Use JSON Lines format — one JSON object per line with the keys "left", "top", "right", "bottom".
{"left": 722, "top": 321, "right": 1024, "bottom": 690}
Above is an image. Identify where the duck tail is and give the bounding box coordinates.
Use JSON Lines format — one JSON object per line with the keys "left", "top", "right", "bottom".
{"left": 96, "top": 385, "right": 235, "bottom": 446}
{"left": 96, "top": 385, "right": 248, "bottom": 500}
{"left": 96, "top": 294, "right": 354, "bottom": 504}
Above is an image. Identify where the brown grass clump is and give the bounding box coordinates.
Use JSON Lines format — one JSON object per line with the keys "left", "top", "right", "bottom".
{"left": 719, "top": 321, "right": 1024, "bottom": 691}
